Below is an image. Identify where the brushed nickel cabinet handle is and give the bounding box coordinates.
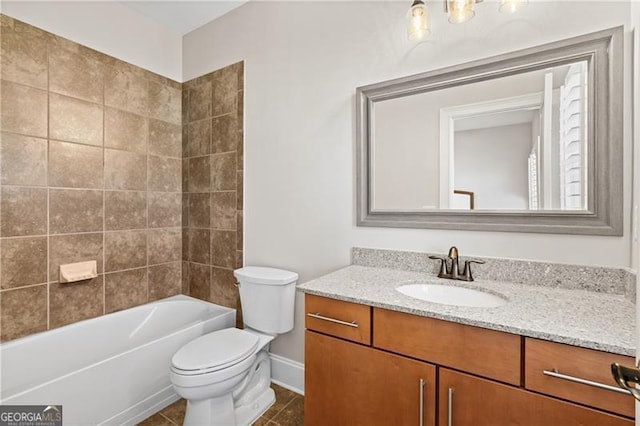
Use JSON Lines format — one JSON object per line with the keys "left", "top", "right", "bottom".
{"left": 419, "top": 378, "right": 425, "bottom": 426}
{"left": 447, "top": 387, "right": 454, "bottom": 426}
{"left": 306, "top": 312, "right": 358, "bottom": 328}
{"left": 543, "top": 369, "right": 631, "bottom": 395}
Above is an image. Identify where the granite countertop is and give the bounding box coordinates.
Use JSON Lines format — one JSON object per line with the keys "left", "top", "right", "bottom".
{"left": 297, "top": 265, "right": 636, "bottom": 356}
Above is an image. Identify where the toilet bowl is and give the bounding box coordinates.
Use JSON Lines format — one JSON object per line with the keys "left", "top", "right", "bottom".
{"left": 169, "top": 267, "right": 298, "bottom": 426}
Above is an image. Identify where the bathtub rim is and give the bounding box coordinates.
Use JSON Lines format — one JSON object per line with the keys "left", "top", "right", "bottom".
{"left": 0, "top": 294, "right": 234, "bottom": 349}
{"left": 1, "top": 295, "right": 236, "bottom": 403}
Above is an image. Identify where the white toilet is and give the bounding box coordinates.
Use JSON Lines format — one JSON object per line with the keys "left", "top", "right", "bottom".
{"left": 169, "top": 266, "right": 298, "bottom": 426}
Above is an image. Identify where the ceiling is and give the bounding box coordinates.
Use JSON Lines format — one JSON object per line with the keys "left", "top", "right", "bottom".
{"left": 120, "top": 1, "right": 248, "bottom": 35}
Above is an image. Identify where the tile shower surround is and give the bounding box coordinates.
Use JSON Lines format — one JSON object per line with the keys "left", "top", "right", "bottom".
{"left": 0, "top": 15, "right": 245, "bottom": 341}
{"left": 182, "top": 62, "right": 244, "bottom": 327}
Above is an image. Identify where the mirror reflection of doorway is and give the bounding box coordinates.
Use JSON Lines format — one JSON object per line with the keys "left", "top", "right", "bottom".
{"left": 445, "top": 61, "right": 587, "bottom": 211}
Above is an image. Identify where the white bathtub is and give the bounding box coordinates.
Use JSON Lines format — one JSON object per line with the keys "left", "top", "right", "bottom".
{"left": 0, "top": 295, "right": 236, "bottom": 425}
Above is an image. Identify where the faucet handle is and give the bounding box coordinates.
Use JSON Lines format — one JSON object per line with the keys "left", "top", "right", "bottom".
{"left": 428, "top": 255, "right": 447, "bottom": 278}
{"left": 462, "top": 259, "right": 485, "bottom": 282}
{"left": 447, "top": 246, "right": 459, "bottom": 259}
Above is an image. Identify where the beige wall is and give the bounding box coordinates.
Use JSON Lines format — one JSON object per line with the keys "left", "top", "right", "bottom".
{"left": 0, "top": 16, "right": 183, "bottom": 342}
{"left": 183, "top": 1, "right": 633, "bottom": 363}
{"left": 181, "top": 63, "right": 245, "bottom": 325}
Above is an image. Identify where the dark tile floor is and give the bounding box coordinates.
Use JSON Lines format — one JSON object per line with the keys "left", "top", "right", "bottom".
{"left": 138, "top": 384, "right": 304, "bottom": 426}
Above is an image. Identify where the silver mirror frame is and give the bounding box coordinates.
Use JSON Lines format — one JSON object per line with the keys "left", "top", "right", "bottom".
{"left": 356, "top": 26, "right": 623, "bottom": 235}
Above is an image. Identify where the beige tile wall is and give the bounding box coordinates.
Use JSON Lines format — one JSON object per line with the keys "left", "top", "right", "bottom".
{"left": 182, "top": 63, "right": 244, "bottom": 324}
{"left": 0, "top": 15, "right": 184, "bottom": 341}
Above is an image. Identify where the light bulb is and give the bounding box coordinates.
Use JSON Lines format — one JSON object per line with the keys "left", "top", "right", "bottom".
{"left": 447, "top": 0, "right": 475, "bottom": 24}
{"left": 407, "top": 0, "right": 430, "bottom": 41}
{"left": 499, "top": 0, "right": 528, "bottom": 14}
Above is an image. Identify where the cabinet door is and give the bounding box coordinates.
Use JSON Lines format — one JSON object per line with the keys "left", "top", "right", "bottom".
{"left": 438, "top": 368, "right": 633, "bottom": 426}
{"left": 305, "top": 330, "right": 436, "bottom": 426}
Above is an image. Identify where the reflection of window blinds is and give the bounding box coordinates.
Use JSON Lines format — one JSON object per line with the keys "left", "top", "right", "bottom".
{"left": 559, "top": 63, "right": 587, "bottom": 210}
{"left": 528, "top": 147, "right": 539, "bottom": 210}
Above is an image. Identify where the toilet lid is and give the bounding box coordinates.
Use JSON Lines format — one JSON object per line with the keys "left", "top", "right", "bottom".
{"left": 234, "top": 266, "right": 298, "bottom": 285}
{"left": 171, "top": 328, "right": 259, "bottom": 373}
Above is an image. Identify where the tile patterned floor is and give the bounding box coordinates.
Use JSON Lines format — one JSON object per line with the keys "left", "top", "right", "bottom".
{"left": 137, "top": 384, "right": 304, "bottom": 426}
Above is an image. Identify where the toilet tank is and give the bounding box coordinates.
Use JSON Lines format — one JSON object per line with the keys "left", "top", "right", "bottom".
{"left": 234, "top": 267, "right": 299, "bottom": 334}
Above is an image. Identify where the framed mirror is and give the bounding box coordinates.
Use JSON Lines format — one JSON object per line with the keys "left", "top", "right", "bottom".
{"left": 356, "top": 27, "right": 623, "bottom": 235}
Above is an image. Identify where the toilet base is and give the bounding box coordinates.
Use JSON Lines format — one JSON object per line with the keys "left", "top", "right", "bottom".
{"left": 236, "top": 386, "right": 275, "bottom": 426}
{"left": 183, "top": 386, "right": 275, "bottom": 426}
{"left": 180, "top": 350, "right": 276, "bottom": 426}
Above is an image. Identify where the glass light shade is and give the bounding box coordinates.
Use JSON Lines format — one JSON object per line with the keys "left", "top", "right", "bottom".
{"left": 407, "top": 0, "right": 430, "bottom": 41}
{"left": 499, "top": 0, "right": 528, "bottom": 14}
{"left": 447, "top": 0, "right": 475, "bottom": 24}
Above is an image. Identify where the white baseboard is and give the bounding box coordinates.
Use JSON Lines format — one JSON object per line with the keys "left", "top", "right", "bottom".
{"left": 270, "top": 353, "right": 304, "bottom": 395}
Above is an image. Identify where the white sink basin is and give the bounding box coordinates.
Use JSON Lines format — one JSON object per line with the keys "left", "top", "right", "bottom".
{"left": 396, "top": 284, "right": 507, "bottom": 308}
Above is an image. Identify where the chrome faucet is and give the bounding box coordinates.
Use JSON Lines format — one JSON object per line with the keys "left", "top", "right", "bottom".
{"left": 429, "top": 246, "right": 485, "bottom": 282}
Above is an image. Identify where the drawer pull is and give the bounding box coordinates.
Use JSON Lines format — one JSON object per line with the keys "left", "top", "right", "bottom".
{"left": 419, "top": 378, "right": 425, "bottom": 426}
{"left": 543, "top": 369, "right": 631, "bottom": 395}
{"left": 307, "top": 312, "right": 359, "bottom": 328}
{"left": 447, "top": 387, "right": 454, "bottom": 426}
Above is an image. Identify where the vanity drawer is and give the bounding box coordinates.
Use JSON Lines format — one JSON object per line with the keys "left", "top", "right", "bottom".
{"left": 373, "top": 308, "right": 521, "bottom": 385}
{"left": 524, "top": 338, "right": 634, "bottom": 418}
{"left": 305, "top": 294, "right": 371, "bottom": 345}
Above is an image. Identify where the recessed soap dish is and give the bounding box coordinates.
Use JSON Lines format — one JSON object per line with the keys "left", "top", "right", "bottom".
{"left": 60, "top": 260, "right": 98, "bottom": 283}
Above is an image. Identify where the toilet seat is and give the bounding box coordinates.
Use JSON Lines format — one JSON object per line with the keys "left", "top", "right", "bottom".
{"left": 171, "top": 328, "right": 259, "bottom": 376}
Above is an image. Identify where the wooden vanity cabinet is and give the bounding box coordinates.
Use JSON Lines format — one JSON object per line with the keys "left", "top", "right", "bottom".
{"left": 304, "top": 296, "right": 436, "bottom": 425}
{"left": 304, "top": 294, "right": 634, "bottom": 426}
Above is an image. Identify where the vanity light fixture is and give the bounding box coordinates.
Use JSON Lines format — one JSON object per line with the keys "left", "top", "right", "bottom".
{"left": 446, "top": 0, "right": 476, "bottom": 24}
{"left": 499, "top": 0, "right": 528, "bottom": 14}
{"left": 408, "top": 0, "right": 527, "bottom": 39}
{"left": 407, "top": 0, "right": 430, "bottom": 41}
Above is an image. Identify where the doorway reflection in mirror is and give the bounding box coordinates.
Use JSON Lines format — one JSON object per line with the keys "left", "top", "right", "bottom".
{"left": 372, "top": 60, "right": 588, "bottom": 212}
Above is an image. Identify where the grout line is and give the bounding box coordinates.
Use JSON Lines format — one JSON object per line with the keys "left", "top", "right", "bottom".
{"left": 104, "top": 261, "right": 180, "bottom": 276}
{"left": 0, "top": 234, "right": 52, "bottom": 240}
{"left": 192, "top": 226, "right": 237, "bottom": 232}
{"left": 211, "top": 111, "right": 235, "bottom": 120}
{"left": 46, "top": 41, "right": 51, "bottom": 332}
{"left": 274, "top": 391, "right": 303, "bottom": 421}
{"left": 184, "top": 149, "right": 238, "bottom": 159}
{"left": 0, "top": 130, "right": 47, "bottom": 142}
{"left": 102, "top": 61, "right": 106, "bottom": 317}
{"left": 146, "top": 112, "right": 150, "bottom": 305}
{"left": 268, "top": 404, "right": 289, "bottom": 423}
{"left": 49, "top": 137, "right": 169, "bottom": 156}
{"left": 0, "top": 185, "right": 176, "bottom": 194}
{"left": 0, "top": 282, "right": 49, "bottom": 293}
{"left": 16, "top": 226, "right": 185, "bottom": 238}
{"left": 158, "top": 413, "right": 178, "bottom": 426}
